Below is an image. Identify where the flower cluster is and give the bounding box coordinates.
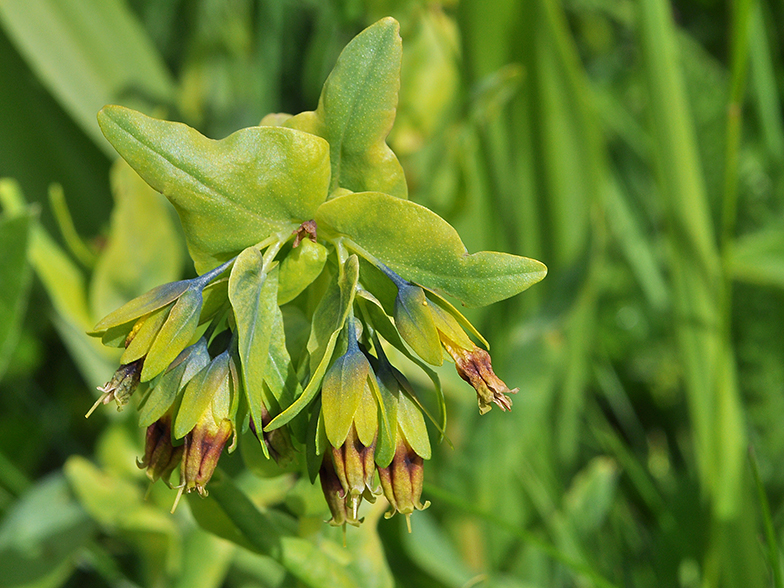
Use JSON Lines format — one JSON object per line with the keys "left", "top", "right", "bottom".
{"left": 87, "top": 222, "right": 519, "bottom": 528}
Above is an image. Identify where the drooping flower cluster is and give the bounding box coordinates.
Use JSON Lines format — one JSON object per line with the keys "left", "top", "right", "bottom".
{"left": 86, "top": 17, "right": 546, "bottom": 531}
{"left": 87, "top": 225, "right": 522, "bottom": 526}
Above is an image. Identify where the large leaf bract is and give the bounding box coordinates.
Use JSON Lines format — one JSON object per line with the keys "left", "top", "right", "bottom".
{"left": 98, "top": 106, "right": 331, "bottom": 273}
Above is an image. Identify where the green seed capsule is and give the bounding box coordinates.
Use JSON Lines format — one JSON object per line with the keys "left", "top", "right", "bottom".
{"left": 277, "top": 239, "right": 328, "bottom": 305}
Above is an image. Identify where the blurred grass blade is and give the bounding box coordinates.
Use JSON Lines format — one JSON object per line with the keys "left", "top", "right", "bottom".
{"left": 0, "top": 206, "right": 31, "bottom": 382}
{"left": 748, "top": 2, "right": 784, "bottom": 164}
{"left": 749, "top": 446, "right": 784, "bottom": 588}
{"left": 638, "top": 0, "right": 745, "bottom": 520}
{"left": 0, "top": 0, "right": 175, "bottom": 152}
{"left": 424, "top": 483, "right": 619, "bottom": 588}
{"left": 728, "top": 224, "right": 784, "bottom": 288}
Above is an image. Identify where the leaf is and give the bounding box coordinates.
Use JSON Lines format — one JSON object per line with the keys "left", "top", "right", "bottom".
{"left": 90, "top": 159, "right": 184, "bottom": 321}
{"left": 563, "top": 457, "right": 619, "bottom": 534}
{"left": 0, "top": 212, "right": 31, "bottom": 381}
{"left": 0, "top": 473, "right": 94, "bottom": 587}
{"left": 264, "top": 302, "right": 301, "bottom": 411}
{"left": 397, "top": 390, "right": 430, "bottom": 460}
{"left": 728, "top": 224, "right": 784, "bottom": 289}
{"left": 174, "top": 352, "right": 230, "bottom": 439}
{"left": 265, "top": 256, "right": 359, "bottom": 431}
{"left": 97, "top": 105, "right": 331, "bottom": 273}
{"left": 284, "top": 17, "right": 407, "bottom": 199}
{"left": 92, "top": 279, "right": 191, "bottom": 333}
{"left": 321, "top": 344, "right": 371, "bottom": 448}
{"left": 119, "top": 303, "right": 169, "bottom": 364}
{"left": 194, "top": 471, "right": 361, "bottom": 588}
{"left": 277, "top": 239, "right": 328, "bottom": 305}
{"left": 393, "top": 283, "right": 442, "bottom": 366}
{"left": 316, "top": 192, "right": 547, "bottom": 307}
{"left": 142, "top": 287, "right": 203, "bottom": 381}
{"left": 228, "top": 248, "right": 279, "bottom": 447}
{"left": 0, "top": 180, "right": 116, "bottom": 387}
{"left": 138, "top": 338, "right": 210, "bottom": 428}
{"left": 63, "top": 456, "right": 180, "bottom": 571}
{"left": 0, "top": 0, "right": 174, "bottom": 151}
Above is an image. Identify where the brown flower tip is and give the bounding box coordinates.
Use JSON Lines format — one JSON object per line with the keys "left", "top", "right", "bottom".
{"left": 292, "top": 219, "right": 318, "bottom": 247}
{"left": 137, "top": 414, "right": 183, "bottom": 487}
{"left": 319, "top": 456, "right": 356, "bottom": 527}
{"left": 182, "top": 417, "right": 233, "bottom": 497}
{"left": 442, "top": 339, "right": 518, "bottom": 415}
{"left": 378, "top": 438, "right": 430, "bottom": 530}
{"left": 330, "top": 425, "right": 378, "bottom": 521}
{"left": 85, "top": 359, "right": 144, "bottom": 418}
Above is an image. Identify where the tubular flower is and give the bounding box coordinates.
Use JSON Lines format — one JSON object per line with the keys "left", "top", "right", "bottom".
{"left": 318, "top": 317, "right": 382, "bottom": 525}
{"left": 182, "top": 416, "right": 233, "bottom": 497}
{"left": 384, "top": 264, "right": 518, "bottom": 414}
{"left": 441, "top": 337, "right": 517, "bottom": 414}
{"left": 137, "top": 412, "right": 182, "bottom": 487}
{"left": 377, "top": 433, "right": 430, "bottom": 527}
{"left": 319, "top": 454, "right": 353, "bottom": 527}
{"left": 331, "top": 424, "right": 378, "bottom": 522}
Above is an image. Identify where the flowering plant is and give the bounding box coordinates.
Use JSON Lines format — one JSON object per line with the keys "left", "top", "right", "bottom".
{"left": 87, "top": 17, "right": 546, "bottom": 530}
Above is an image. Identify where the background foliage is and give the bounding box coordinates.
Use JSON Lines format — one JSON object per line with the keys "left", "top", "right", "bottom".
{"left": 1, "top": 0, "right": 783, "bottom": 586}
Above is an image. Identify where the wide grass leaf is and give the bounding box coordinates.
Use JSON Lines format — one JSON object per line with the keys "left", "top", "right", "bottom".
{"left": 97, "top": 106, "right": 331, "bottom": 273}
{"left": 0, "top": 0, "right": 174, "bottom": 151}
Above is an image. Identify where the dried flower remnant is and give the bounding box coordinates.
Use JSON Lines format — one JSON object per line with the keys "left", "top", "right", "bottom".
{"left": 85, "top": 359, "right": 143, "bottom": 417}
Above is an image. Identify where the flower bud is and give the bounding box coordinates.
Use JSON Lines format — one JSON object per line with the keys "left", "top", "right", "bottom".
{"left": 137, "top": 413, "right": 183, "bottom": 487}
{"left": 85, "top": 359, "right": 143, "bottom": 418}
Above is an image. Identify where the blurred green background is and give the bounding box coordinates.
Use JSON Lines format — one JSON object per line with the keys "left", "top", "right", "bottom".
{"left": 1, "top": 0, "right": 783, "bottom": 586}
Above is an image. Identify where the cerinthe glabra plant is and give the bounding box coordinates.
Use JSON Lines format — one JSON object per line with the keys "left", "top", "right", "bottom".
{"left": 86, "top": 17, "right": 546, "bottom": 529}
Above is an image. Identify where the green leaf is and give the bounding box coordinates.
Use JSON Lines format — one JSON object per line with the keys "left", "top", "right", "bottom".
{"left": 97, "top": 105, "right": 331, "bottom": 273}
{"left": 0, "top": 473, "right": 94, "bottom": 587}
{"left": 0, "top": 0, "right": 174, "bottom": 151}
{"left": 228, "top": 248, "right": 279, "bottom": 449}
{"left": 728, "top": 224, "right": 784, "bottom": 289}
{"left": 119, "top": 303, "right": 169, "bottom": 364}
{"left": 264, "top": 301, "right": 301, "bottom": 412}
{"left": 63, "top": 456, "right": 180, "bottom": 571}
{"left": 393, "top": 283, "right": 442, "bottom": 366}
{"left": 0, "top": 180, "right": 116, "bottom": 387}
{"left": 284, "top": 17, "right": 407, "bottom": 199}
{"left": 90, "top": 159, "right": 184, "bottom": 321}
{"left": 564, "top": 457, "right": 619, "bottom": 535}
{"left": 321, "top": 343, "right": 371, "bottom": 448}
{"left": 92, "top": 279, "right": 190, "bottom": 333}
{"left": 138, "top": 338, "right": 210, "bottom": 428}
{"left": 195, "top": 471, "right": 361, "bottom": 588}
{"left": 277, "top": 239, "right": 328, "bottom": 305}
{"left": 0, "top": 211, "right": 31, "bottom": 381}
{"left": 317, "top": 192, "right": 547, "bottom": 307}
{"left": 397, "top": 390, "right": 430, "bottom": 460}
{"left": 174, "top": 351, "right": 230, "bottom": 439}
{"left": 142, "top": 287, "right": 203, "bottom": 381}
{"left": 265, "top": 256, "right": 359, "bottom": 432}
